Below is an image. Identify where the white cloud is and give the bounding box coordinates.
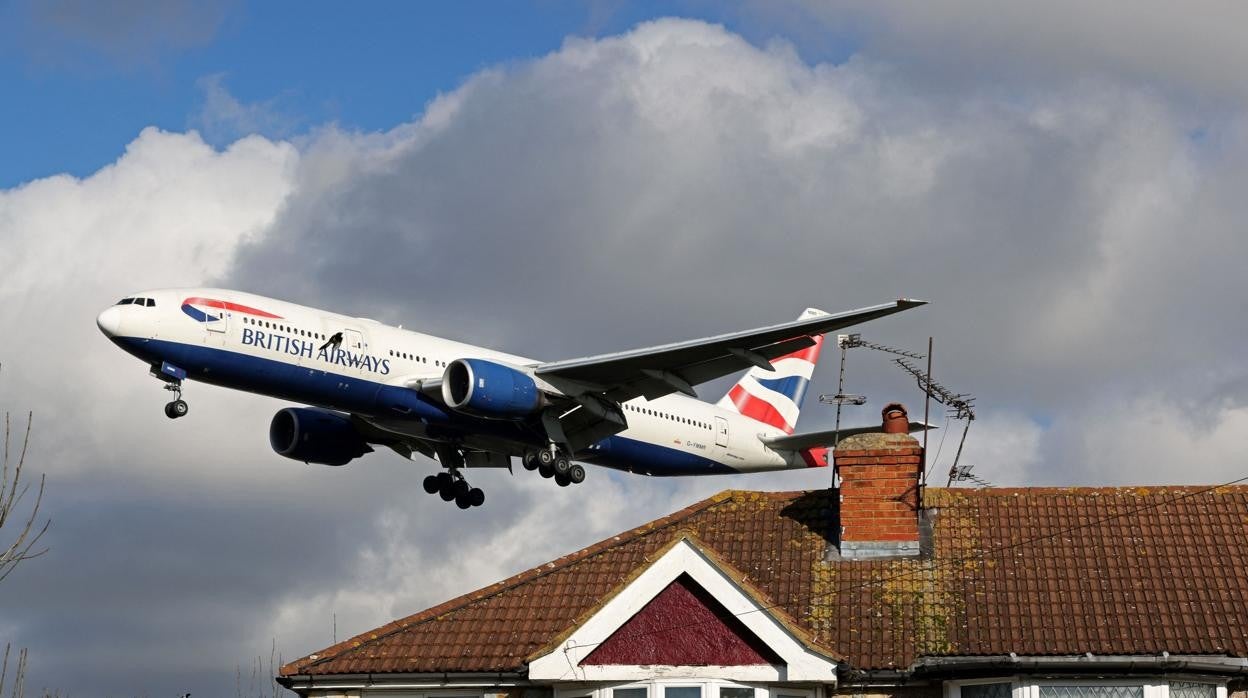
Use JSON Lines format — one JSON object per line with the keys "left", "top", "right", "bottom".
{"left": 1044, "top": 396, "right": 1248, "bottom": 486}
{"left": 191, "top": 73, "right": 301, "bottom": 145}
{"left": 0, "top": 126, "right": 298, "bottom": 485}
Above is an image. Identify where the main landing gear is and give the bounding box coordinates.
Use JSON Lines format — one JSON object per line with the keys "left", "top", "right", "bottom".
{"left": 423, "top": 470, "right": 485, "bottom": 510}
{"left": 521, "top": 447, "right": 586, "bottom": 488}
{"left": 163, "top": 383, "right": 189, "bottom": 420}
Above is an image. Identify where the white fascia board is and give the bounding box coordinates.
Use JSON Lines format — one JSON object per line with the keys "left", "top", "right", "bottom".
{"left": 561, "top": 664, "right": 784, "bottom": 682}
{"left": 527, "top": 539, "right": 838, "bottom": 683}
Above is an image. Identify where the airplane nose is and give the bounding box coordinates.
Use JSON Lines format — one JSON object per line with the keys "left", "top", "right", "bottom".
{"left": 96, "top": 306, "right": 122, "bottom": 337}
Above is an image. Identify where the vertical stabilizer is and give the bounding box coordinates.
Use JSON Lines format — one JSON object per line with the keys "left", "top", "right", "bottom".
{"left": 715, "top": 308, "right": 828, "bottom": 434}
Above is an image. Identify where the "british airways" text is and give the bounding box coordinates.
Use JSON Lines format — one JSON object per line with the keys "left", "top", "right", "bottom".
{"left": 241, "top": 328, "right": 391, "bottom": 375}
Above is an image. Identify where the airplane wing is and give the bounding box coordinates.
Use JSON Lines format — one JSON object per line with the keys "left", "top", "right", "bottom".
{"left": 530, "top": 298, "right": 925, "bottom": 452}
{"left": 535, "top": 299, "right": 926, "bottom": 403}
{"left": 760, "top": 421, "right": 934, "bottom": 451}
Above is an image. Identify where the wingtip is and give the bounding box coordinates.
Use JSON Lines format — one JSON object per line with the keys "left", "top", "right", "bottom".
{"left": 897, "top": 298, "right": 929, "bottom": 307}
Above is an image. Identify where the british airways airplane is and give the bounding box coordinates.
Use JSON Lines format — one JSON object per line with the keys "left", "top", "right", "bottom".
{"left": 96, "top": 290, "right": 924, "bottom": 509}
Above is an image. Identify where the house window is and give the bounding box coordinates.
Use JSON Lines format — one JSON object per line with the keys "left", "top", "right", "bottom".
{"left": 719, "top": 689, "right": 755, "bottom": 698}
{"left": 1170, "top": 685, "right": 1216, "bottom": 698}
{"left": 1040, "top": 687, "right": 1143, "bottom": 698}
{"left": 665, "top": 688, "right": 700, "bottom": 698}
{"left": 964, "top": 684, "right": 1012, "bottom": 698}
{"left": 615, "top": 688, "right": 647, "bottom": 698}
{"left": 955, "top": 679, "right": 1226, "bottom": 698}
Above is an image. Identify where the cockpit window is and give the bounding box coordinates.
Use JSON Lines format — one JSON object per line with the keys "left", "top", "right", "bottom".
{"left": 118, "top": 298, "right": 134, "bottom": 305}
{"left": 145, "top": 298, "right": 156, "bottom": 307}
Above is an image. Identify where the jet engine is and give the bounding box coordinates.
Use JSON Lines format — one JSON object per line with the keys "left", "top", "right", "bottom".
{"left": 269, "top": 407, "right": 373, "bottom": 466}
{"left": 442, "top": 358, "right": 546, "bottom": 418}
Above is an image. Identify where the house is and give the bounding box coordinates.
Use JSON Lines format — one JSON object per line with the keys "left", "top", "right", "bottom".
{"left": 277, "top": 406, "right": 1248, "bottom": 698}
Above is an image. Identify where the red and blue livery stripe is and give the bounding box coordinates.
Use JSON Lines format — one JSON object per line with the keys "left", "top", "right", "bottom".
{"left": 181, "top": 297, "right": 283, "bottom": 323}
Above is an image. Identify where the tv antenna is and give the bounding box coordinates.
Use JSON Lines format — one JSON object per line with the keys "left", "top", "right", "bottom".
{"left": 894, "top": 358, "right": 978, "bottom": 487}
{"left": 819, "top": 334, "right": 926, "bottom": 447}
{"left": 948, "top": 463, "right": 991, "bottom": 487}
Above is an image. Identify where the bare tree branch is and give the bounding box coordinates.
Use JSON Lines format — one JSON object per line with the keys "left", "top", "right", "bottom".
{"left": 0, "top": 363, "right": 50, "bottom": 584}
{"left": 0, "top": 643, "right": 30, "bottom": 698}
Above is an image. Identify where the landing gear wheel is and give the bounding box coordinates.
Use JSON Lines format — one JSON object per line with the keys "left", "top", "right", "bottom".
{"left": 568, "top": 464, "right": 586, "bottom": 484}
{"left": 522, "top": 451, "right": 539, "bottom": 471}
{"left": 164, "top": 400, "right": 188, "bottom": 419}
{"left": 455, "top": 492, "right": 472, "bottom": 509}
{"left": 537, "top": 449, "right": 555, "bottom": 467}
{"left": 538, "top": 463, "right": 555, "bottom": 479}
{"left": 423, "top": 475, "right": 440, "bottom": 494}
{"left": 453, "top": 479, "right": 470, "bottom": 499}
{"left": 468, "top": 487, "right": 485, "bottom": 507}
{"left": 437, "top": 472, "right": 456, "bottom": 501}
{"left": 555, "top": 472, "right": 572, "bottom": 487}
{"left": 553, "top": 456, "right": 571, "bottom": 476}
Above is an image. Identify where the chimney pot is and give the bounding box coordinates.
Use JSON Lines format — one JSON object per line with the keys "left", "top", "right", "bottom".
{"left": 882, "top": 402, "right": 909, "bottom": 434}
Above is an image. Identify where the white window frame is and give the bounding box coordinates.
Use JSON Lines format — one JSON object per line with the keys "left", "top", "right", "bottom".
{"left": 947, "top": 677, "right": 1021, "bottom": 698}
{"left": 769, "top": 686, "right": 815, "bottom": 698}
{"left": 363, "top": 690, "right": 485, "bottom": 698}
{"left": 556, "top": 678, "right": 784, "bottom": 698}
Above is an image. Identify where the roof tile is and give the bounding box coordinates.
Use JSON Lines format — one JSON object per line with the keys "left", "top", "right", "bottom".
{"left": 283, "top": 486, "right": 1248, "bottom": 676}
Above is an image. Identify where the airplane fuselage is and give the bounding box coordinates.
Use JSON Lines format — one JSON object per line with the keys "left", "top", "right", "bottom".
{"left": 97, "top": 289, "right": 814, "bottom": 477}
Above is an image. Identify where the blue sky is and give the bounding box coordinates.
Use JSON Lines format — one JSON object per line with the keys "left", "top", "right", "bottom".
{"left": 0, "top": 1, "right": 857, "bottom": 188}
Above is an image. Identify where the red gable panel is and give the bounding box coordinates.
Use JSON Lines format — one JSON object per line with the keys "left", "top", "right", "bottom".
{"left": 582, "top": 573, "right": 782, "bottom": 667}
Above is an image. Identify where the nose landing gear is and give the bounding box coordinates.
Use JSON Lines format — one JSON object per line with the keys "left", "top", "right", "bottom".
{"left": 162, "top": 383, "right": 188, "bottom": 420}
{"left": 150, "top": 362, "right": 190, "bottom": 419}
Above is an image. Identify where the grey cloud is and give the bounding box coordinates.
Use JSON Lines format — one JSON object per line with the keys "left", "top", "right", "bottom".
{"left": 227, "top": 19, "right": 1248, "bottom": 418}
{"left": 4, "top": 0, "right": 236, "bottom": 71}
{"left": 760, "top": 1, "right": 1248, "bottom": 107}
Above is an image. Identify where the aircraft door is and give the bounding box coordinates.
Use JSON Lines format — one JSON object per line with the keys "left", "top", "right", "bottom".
{"left": 714, "top": 416, "right": 729, "bottom": 448}
{"left": 205, "top": 308, "right": 229, "bottom": 335}
{"left": 343, "top": 329, "right": 366, "bottom": 353}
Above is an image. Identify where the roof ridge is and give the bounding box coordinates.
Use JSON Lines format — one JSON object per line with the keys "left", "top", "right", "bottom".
{"left": 281, "top": 489, "right": 746, "bottom": 675}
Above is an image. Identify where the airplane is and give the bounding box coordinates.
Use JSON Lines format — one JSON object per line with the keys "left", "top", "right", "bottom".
{"left": 96, "top": 290, "right": 926, "bottom": 509}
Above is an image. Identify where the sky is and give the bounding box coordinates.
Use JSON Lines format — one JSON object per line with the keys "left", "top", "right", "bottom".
{"left": 2, "top": 1, "right": 1248, "bottom": 695}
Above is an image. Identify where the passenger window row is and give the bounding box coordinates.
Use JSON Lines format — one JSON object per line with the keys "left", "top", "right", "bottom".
{"left": 241, "top": 316, "right": 326, "bottom": 341}
{"left": 117, "top": 297, "right": 155, "bottom": 307}
{"left": 622, "top": 403, "right": 709, "bottom": 429}
{"left": 388, "top": 350, "right": 446, "bottom": 368}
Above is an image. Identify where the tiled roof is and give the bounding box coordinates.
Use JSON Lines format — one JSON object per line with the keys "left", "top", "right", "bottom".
{"left": 281, "top": 485, "right": 1248, "bottom": 677}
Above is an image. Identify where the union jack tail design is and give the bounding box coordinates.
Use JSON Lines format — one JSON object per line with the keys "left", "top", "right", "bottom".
{"left": 715, "top": 308, "right": 828, "bottom": 435}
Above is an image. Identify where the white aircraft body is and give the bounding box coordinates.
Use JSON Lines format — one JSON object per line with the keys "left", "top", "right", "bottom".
{"left": 96, "top": 289, "right": 924, "bottom": 508}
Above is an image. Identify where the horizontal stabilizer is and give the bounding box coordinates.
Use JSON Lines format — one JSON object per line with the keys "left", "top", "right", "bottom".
{"left": 761, "top": 421, "right": 934, "bottom": 451}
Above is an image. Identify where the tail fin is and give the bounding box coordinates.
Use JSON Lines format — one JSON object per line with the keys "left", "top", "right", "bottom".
{"left": 715, "top": 308, "right": 829, "bottom": 434}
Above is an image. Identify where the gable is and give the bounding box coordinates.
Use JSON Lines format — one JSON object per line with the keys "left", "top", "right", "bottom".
{"left": 527, "top": 536, "right": 840, "bottom": 683}
{"left": 583, "top": 573, "right": 783, "bottom": 666}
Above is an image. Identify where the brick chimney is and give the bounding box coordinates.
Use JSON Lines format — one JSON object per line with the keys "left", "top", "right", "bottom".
{"left": 833, "top": 403, "right": 922, "bottom": 560}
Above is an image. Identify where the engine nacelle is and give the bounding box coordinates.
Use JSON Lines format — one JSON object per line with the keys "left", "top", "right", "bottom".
{"left": 269, "top": 407, "right": 373, "bottom": 466}
{"left": 442, "top": 358, "right": 545, "bottom": 418}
